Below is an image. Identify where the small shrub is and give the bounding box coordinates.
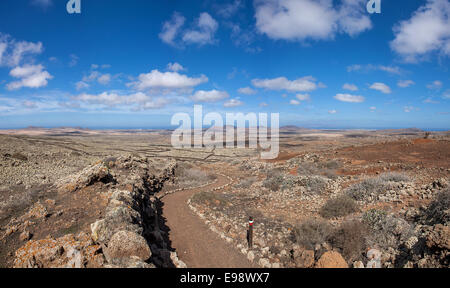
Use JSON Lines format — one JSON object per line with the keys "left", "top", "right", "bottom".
{"left": 234, "top": 177, "right": 256, "bottom": 189}
{"left": 379, "top": 172, "right": 410, "bottom": 183}
{"left": 362, "top": 209, "right": 388, "bottom": 228}
{"left": 263, "top": 173, "right": 284, "bottom": 192}
{"left": 11, "top": 152, "right": 28, "bottom": 161}
{"left": 300, "top": 176, "right": 328, "bottom": 194}
{"left": 424, "top": 188, "right": 450, "bottom": 225}
{"left": 363, "top": 209, "right": 415, "bottom": 250}
{"left": 297, "top": 160, "right": 340, "bottom": 179}
{"left": 292, "top": 218, "right": 332, "bottom": 250}
{"left": 319, "top": 195, "right": 359, "bottom": 219}
{"left": 345, "top": 177, "right": 388, "bottom": 201}
{"left": 323, "top": 160, "right": 340, "bottom": 170}
{"left": 297, "top": 163, "right": 319, "bottom": 176}
{"left": 328, "top": 220, "right": 367, "bottom": 262}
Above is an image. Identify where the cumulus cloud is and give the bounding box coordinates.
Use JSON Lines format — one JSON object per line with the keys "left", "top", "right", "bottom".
{"left": 131, "top": 69, "right": 208, "bottom": 91}
{"left": 397, "top": 80, "right": 415, "bottom": 88}
{"left": 390, "top": 0, "right": 450, "bottom": 62}
{"left": 251, "top": 76, "right": 319, "bottom": 92}
{"left": 290, "top": 99, "right": 301, "bottom": 105}
{"left": 190, "top": 90, "right": 229, "bottom": 103}
{"left": 160, "top": 12, "right": 219, "bottom": 47}
{"left": 254, "top": 0, "right": 372, "bottom": 42}
{"left": 6, "top": 64, "right": 52, "bottom": 90}
{"left": 167, "top": 62, "right": 185, "bottom": 72}
{"left": 343, "top": 83, "right": 358, "bottom": 91}
{"left": 159, "top": 12, "right": 186, "bottom": 47}
{"left": 370, "top": 82, "right": 392, "bottom": 94}
{"left": 238, "top": 87, "right": 257, "bottom": 95}
{"left": 0, "top": 34, "right": 43, "bottom": 67}
{"left": 334, "top": 93, "right": 365, "bottom": 103}
{"left": 224, "top": 98, "right": 244, "bottom": 107}
{"left": 328, "top": 109, "right": 337, "bottom": 114}
{"left": 427, "top": 80, "right": 443, "bottom": 90}
{"left": 182, "top": 13, "right": 219, "bottom": 46}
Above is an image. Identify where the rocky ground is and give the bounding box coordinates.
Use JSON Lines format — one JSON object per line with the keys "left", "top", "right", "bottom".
{"left": 189, "top": 136, "right": 450, "bottom": 268}
{"left": 0, "top": 128, "right": 449, "bottom": 268}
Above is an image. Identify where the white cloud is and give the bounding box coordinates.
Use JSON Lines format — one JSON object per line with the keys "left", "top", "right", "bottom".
{"left": 397, "top": 80, "right": 415, "bottom": 88}
{"left": 424, "top": 97, "right": 440, "bottom": 104}
{"left": 76, "top": 81, "right": 89, "bottom": 90}
{"left": 190, "top": 90, "right": 229, "bottom": 103}
{"left": 427, "top": 80, "right": 443, "bottom": 90}
{"left": 290, "top": 99, "right": 301, "bottom": 105}
{"left": 295, "top": 93, "right": 311, "bottom": 101}
{"left": 182, "top": 13, "right": 219, "bottom": 46}
{"left": 22, "top": 100, "right": 37, "bottom": 109}
{"left": 370, "top": 106, "right": 376, "bottom": 112}
{"left": 259, "top": 102, "right": 268, "bottom": 107}
{"left": 443, "top": 89, "right": 450, "bottom": 99}
{"left": 343, "top": 83, "right": 358, "bottom": 91}
{"left": 131, "top": 70, "right": 208, "bottom": 91}
{"left": 370, "top": 82, "right": 392, "bottom": 94}
{"left": 328, "top": 109, "right": 337, "bottom": 114}
{"left": 252, "top": 76, "right": 319, "bottom": 92}
{"left": 159, "top": 12, "right": 186, "bottom": 47}
{"left": 7, "top": 64, "right": 52, "bottom": 90}
{"left": 347, "top": 64, "right": 401, "bottom": 74}
{"left": 97, "top": 74, "right": 111, "bottom": 85}
{"left": 238, "top": 87, "right": 257, "bottom": 95}
{"left": 404, "top": 106, "right": 419, "bottom": 113}
{"left": 72, "top": 92, "right": 170, "bottom": 110}
{"left": 254, "top": 0, "right": 372, "bottom": 42}
{"left": 69, "top": 54, "right": 78, "bottom": 67}
{"left": 334, "top": 93, "right": 365, "bottom": 103}
{"left": 224, "top": 98, "right": 244, "bottom": 107}
{"left": 0, "top": 34, "right": 43, "bottom": 67}
{"left": 390, "top": 0, "right": 450, "bottom": 62}
{"left": 217, "top": 0, "right": 242, "bottom": 18}
{"left": 167, "top": 62, "right": 185, "bottom": 72}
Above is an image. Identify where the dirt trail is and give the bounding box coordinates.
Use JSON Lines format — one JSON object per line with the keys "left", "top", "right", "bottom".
{"left": 159, "top": 174, "right": 255, "bottom": 268}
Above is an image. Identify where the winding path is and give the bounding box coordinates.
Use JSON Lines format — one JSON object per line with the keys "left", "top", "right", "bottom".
{"left": 159, "top": 174, "right": 255, "bottom": 268}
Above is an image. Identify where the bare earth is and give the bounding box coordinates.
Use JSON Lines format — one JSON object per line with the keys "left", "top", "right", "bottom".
{"left": 159, "top": 174, "right": 255, "bottom": 268}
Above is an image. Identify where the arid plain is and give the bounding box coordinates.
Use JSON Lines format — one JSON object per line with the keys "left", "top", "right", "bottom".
{"left": 0, "top": 127, "right": 448, "bottom": 268}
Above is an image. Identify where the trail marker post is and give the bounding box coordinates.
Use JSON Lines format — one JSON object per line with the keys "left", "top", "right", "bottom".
{"left": 248, "top": 216, "right": 253, "bottom": 249}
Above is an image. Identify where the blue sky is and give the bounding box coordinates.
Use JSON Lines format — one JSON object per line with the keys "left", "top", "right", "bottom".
{"left": 0, "top": 0, "right": 449, "bottom": 129}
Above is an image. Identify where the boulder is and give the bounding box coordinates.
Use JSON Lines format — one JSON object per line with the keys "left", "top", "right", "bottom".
{"left": 315, "top": 251, "right": 348, "bottom": 268}
{"left": 104, "top": 230, "right": 151, "bottom": 262}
